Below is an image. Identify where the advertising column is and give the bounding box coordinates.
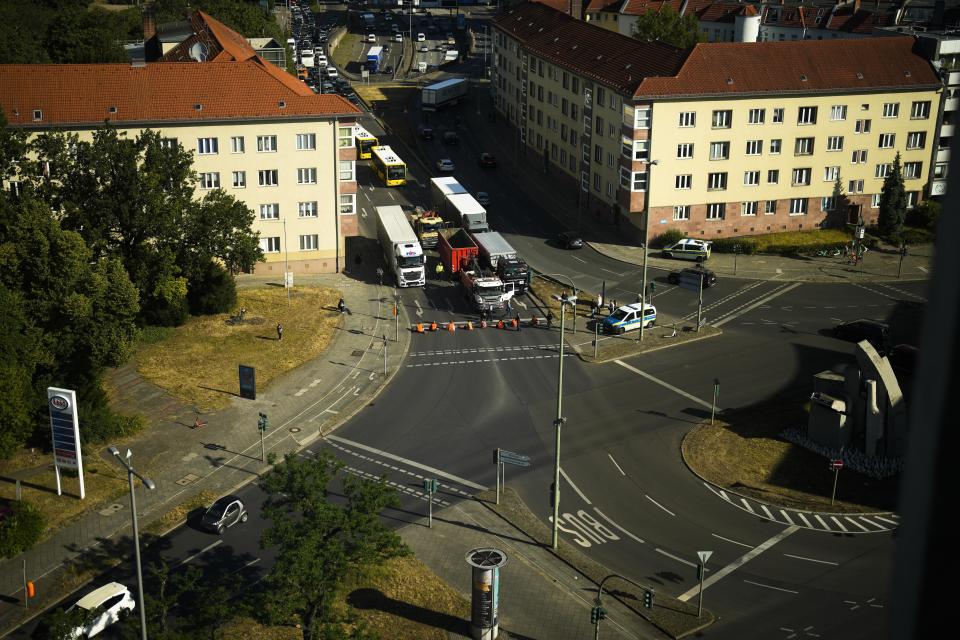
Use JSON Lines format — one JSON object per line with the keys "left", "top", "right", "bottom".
{"left": 466, "top": 547, "right": 507, "bottom": 640}
{"left": 47, "top": 387, "right": 85, "bottom": 500}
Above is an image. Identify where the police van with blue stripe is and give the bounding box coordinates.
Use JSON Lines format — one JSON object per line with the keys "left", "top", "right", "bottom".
{"left": 601, "top": 303, "right": 657, "bottom": 335}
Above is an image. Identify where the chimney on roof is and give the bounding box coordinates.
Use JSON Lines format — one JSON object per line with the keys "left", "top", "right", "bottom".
{"left": 143, "top": 3, "right": 157, "bottom": 43}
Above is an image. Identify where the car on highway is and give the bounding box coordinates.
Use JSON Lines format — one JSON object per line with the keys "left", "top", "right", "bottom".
{"left": 419, "top": 125, "right": 434, "bottom": 140}
{"left": 602, "top": 303, "right": 657, "bottom": 334}
{"left": 478, "top": 152, "right": 497, "bottom": 167}
{"left": 67, "top": 582, "right": 136, "bottom": 638}
{"left": 367, "top": 33, "right": 376, "bottom": 42}
{"left": 436, "top": 158, "right": 456, "bottom": 172}
{"left": 476, "top": 191, "right": 491, "bottom": 205}
{"left": 557, "top": 230, "right": 583, "bottom": 249}
{"left": 419, "top": 44, "right": 429, "bottom": 52}
{"left": 382, "top": 64, "right": 394, "bottom": 75}
{"left": 202, "top": 495, "right": 248, "bottom": 534}
{"left": 442, "top": 131, "right": 459, "bottom": 145}
{"left": 667, "top": 267, "right": 717, "bottom": 288}
{"left": 661, "top": 238, "right": 711, "bottom": 261}
{"left": 326, "top": 67, "right": 339, "bottom": 79}
{"left": 832, "top": 319, "right": 891, "bottom": 355}
{"left": 417, "top": 32, "right": 426, "bottom": 41}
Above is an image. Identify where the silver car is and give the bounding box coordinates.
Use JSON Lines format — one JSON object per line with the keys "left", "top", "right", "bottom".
{"left": 202, "top": 495, "right": 248, "bottom": 534}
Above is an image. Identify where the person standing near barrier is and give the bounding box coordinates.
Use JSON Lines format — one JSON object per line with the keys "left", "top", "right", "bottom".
{"left": 435, "top": 261, "right": 444, "bottom": 281}
{"left": 595, "top": 294, "right": 603, "bottom": 317}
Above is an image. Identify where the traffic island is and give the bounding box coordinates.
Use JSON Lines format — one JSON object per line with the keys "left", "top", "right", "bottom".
{"left": 477, "top": 488, "right": 715, "bottom": 639}
{"left": 573, "top": 323, "right": 723, "bottom": 364}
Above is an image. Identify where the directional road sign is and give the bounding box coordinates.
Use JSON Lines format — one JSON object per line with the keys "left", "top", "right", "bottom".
{"left": 497, "top": 449, "right": 531, "bottom": 467}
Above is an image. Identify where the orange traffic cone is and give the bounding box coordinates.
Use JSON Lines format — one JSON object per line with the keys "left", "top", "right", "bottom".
{"left": 416, "top": 323, "right": 424, "bottom": 333}
{"left": 511, "top": 318, "right": 518, "bottom": 329}
{"left": 447, "top": 321, "right": 456, "bottom": 332}
{"left": 430, "top": 321, "right": 438, "bottom": 331}
{"left": 497, "top": 320, "right": 504, "bottom": 329}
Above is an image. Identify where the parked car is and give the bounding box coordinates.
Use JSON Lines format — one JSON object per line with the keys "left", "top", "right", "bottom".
{"left": 202, "top": 495, "right": 248, "bottom": 534}
{"left": 442, "top": 131, "right": 459, "bottom": 145}
{"left": 476, "top": 191, "right": 491, "bottom": 205}
{"left": 419, "top": 125, "right": 434, "bottom": 140}
{"left": 661, "top": 238, "right": 711, "bottom": 261}
{"left": 419, "top": 44, "right": 429, "bottom": 52}
{"left": 382, "top": 65, "right": 394, "bottom": 75}
{"left": 478, "top": 152, "right": 497, "bottom": 167}
{"left": 832, "top": 319, "right": 892, "bottom": 355}
{"left": 67, "top": 583, "right": 136, "bottom": 638}
{"left": 436, "top": 158, "right": 456, "bottom": 172}
{"left": 667, "top": 267, "right": 717, "bottom": 288}
{"left": 557, "top": 230, "right": 583, "bottom": 249}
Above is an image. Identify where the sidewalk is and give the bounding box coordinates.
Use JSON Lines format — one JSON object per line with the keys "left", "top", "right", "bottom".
{"left": 0, "top": 246, "right": 411, "bottom": 633}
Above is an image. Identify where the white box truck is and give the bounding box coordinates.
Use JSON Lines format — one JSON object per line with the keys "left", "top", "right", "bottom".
{"left": 421, "top": 78, "right": 468, "bottom": 110}
{"left": 430, "top": 176, "right": 467, "bottom": 206}
{"left": 376, "top": 206, "right": 425, "bottom": 287}
{"left": 445, "top": 193, "right": 489, "bottom": 234}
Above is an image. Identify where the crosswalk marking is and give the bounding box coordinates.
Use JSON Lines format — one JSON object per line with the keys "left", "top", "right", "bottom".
{"left": 830, "top": 517, "right": 848, "bottom": 532}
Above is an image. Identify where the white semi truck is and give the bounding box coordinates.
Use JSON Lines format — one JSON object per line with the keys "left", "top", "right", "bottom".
{"left": 421, "top": 77, "right": 468, "bottom": 110}
{"left": 376, "top": 205, "right": 425, "bottom": 287}
{"left": 429, "top": 177, "right": 489, "bottom": 233}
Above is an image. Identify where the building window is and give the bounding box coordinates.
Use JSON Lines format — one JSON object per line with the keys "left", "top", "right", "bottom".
{"left": 339, "top": 161, "right": 355, "bottom": 181}
{"left": 562, "top": 98, "right": 568, "bottom": 115}
{"left": 257, "top": 135, "right": 278, "bottom": 152}
{"left": 745, "top": 140, "right": 762, "bottom": 155}
{"left": 678, "top": 111, "right": 696, "bottom": 127}
{"left": 197, "top": 137, "right": 218, "bottom": 155}
{"left": 827, "top": 136, "right": 844, "bottom": 152}
{"left": 338, "top": 126, "right": 353, "bottom": 148}
{"left": 706, "top": 203, "right": 725, "bottom": 220}
{"left": 789, "top": 198, "right": 807, "bottom": 215}
{"left": 765, "top": 200, "right": 777, "bottom": 215}
{"left": 709, "top": 141, "right": 730, "bottom": 160}
{"left": 798, "top": 107, "right": 816, "bottom": 127}
{"left": 744, "top": 170, "right": 760, "bottom": 186}
{"left": 635, "top": 107, "right": 651, "bottom": 129}
{"left": 770, "top": 139, "right": 782, "bottom": 154}
{"left": 852, "top": 149, "right": 867, "bottom": 164}
{"left": 830, "top": 105, "right": 847, "bottom": 121}
{"left": 711, "top": 110, "right": 732, "bottom": 128}
{"left": 631, "top": 139, "right": 649, "bottom": 160}
{"left": 232, "top": 171, "right": 246, "bottom": 188}
{"left": 632, "top": 171, "right": 648, "bottom": 191}
{"left": 673, "top": 205, "right": 690, "bottom": 220}
{"left": 855, "top": 119, "right": 872, "bottom": 134}
{"left": 595, "top": 116, "right": 604, "bottom": 136}
{"left": 821, "top": 196, "right": 836, "bottom": 212}
{"left": 878, "top": 133, "right": 895, "bottom": 149}
{"left": 794, "top": 137, "right": 814, "bottom": 155}
{"left": 572, "top": 77, "right": 579, "bottom": 94}
{"left": 231, "top": 136, "right": 245, "bottom": 153}
{"left": 298, "top": 201, "right": 318, "bottom": 217}
{"left": 792, "top": 168, "right": 811, "bottom": 186}
{"left": 707, "top": 172, "right": 728, "bottom": 190}
{"left": 259, "top": 203, "right": 279, "bottom": 220}
{"left": 768, "top": 169, "right": 779, "bottom": 184}
{"left": 259, "top": 170, "right": 279, "bottom": 186}
{"left": 911, "top": 101, "right": 930, "bottom": 119}
{"left": 297, "top": 168, "right": 317, "bottom": 184}
{"left": 848, "top": 179, "right": 864, "bottom": 194}
{"left": 871, "top": 193, "right": 882, "bottom": 208}
{"left": 340, "top": 194, "right": 356, "bottom": 214}
{"left": 935, "top": 162, "right": 949, "bottom": 179}
{"left": 160, "top": 138, "right": 178, "bottom": 149}
{"left": 741, "top": 201, "right": 758, "bottom": 216}
{"left": 571, "top": 104, "right": 578, "bottom": 121}
{"left": 772, "top": 108, "right": 784, "bottom": 123}
{"left": 677, "top": 143, "right": 694, "bottom": 159}
{"left": 906, "top": 132, "right": 926, "bottom": 149}
{"left": 824, "top": 165, "right": 840, "bottom": 181}
{"left": 882, "top": 102, "right": 899, "bottom": 118}
{"left": 200, "top": 172, "right": 220, "bottom": 189}
{"left": 594, "top": 144, "right": 602, "bottom": 162}
{"left": 875, "top": 163, "right": 892, "bottom": 179}
{"left": 260, "top": 237, "right": 281, "bottom": 253}
{"left": 593, "top": 172, "right": 601, "bottom": 192}
{"left": 903, "top": 161, "right": 922, "bottom": 179}
{"left": 296, "top": 133, "right": 317, "bottom": 150}
{"left": 299, "top": 234, "right": 319, "bottom": 251}
{"left": 675, "top": 174, "right": 692, "bottom": 189}
{"left": 748, "top": 108, "right": 765, "bottom": 124}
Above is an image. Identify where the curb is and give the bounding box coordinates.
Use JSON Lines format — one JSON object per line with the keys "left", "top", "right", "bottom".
{"left": 576, "top": 327, "right": 723, "bottom": 365}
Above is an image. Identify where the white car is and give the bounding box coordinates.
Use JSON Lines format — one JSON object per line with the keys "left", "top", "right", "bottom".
{"left": 326, "top": 67, "right": 338, "bottom": 79}
{"left": 68, "top": 583, "right": 136, "bottom": 638}
{"left": 419, "top": 44, "right": 429, "bottom": 53}
{"left": 661, "top": 238, "right": 712, "bottom": 261}
{"left": 367, "top": 33, "right": 376, "bottom": 42}
{"left": 417, "top": 32, "right": 426, "bottom": 42}
{"left": 394, "top": 33, "right": 403, "bottom": 42}
{"left": 476, "top": 191, "right": 491, "bottom": 205}
{"left": 436, "top": 159, "right": 456, "bottom": 172}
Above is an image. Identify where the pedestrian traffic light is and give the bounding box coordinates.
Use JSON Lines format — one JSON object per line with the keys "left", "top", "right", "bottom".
{"left": 644, "top": 589, "right": 654, "bottom": 609}
{"left": 591, "top": 606, "right": 601, "bottom": 624}
{"left": 549, "top": 482, "right": 556, "bottom": 508}
{"left": 258, "top": 412, "right": 268, "bottom": 432}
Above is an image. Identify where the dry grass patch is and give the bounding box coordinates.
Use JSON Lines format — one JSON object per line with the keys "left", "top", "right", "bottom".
{"left": 529, "top": 276, "right": 594, "bottom": 320}
{"left": 136, "top": 286, "right": 341, "bottom": 411}
{"left": 331, "top": 33, "right": 360, "bottom": 69}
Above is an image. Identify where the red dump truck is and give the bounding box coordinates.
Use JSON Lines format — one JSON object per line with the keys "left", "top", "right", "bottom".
{"left": 438, "top": 228, "right": 478, "bottom": 273}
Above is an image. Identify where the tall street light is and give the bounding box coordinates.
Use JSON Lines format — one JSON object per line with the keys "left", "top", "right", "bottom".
{"left": 639, "top": 159, "right": 659, "bottom": 342}
{"left": 108, "top": 447, "right": 155, "bottom": 640}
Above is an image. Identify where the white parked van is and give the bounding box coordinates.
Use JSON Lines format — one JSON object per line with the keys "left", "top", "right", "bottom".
{"left": 367, "top": 33, "right": 376, "bottom": 42}
{"left": 394, "top": 32, "right": 403, "bottom": 42}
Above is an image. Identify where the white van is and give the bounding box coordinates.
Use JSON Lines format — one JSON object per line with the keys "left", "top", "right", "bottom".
{"left": 326, "top": 67, "right": 339, "bottom": 79}
{"left": 367, "top": 33, "right": 376, "bottom": 43}
{"left": 418, "top": 61, "right": 427, "bottom": 73}
{"left": 394, "top": 32, "right": 403, "bottom": 42}
{"left": 317, "top": 56, "right": 328, "bottom": 68}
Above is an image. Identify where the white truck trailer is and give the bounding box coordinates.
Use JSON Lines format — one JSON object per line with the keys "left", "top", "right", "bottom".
{"left": 445, "top": 193, "right": 489, "bottom": 234}
{"left": 421, "top": 77, "right": 468, "bottom": 110}
{"left": 376, "top": 206, "right": 425, "bottom": 288}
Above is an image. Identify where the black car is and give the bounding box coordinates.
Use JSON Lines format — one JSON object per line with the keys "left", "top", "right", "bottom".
{"left": 419, "top": 125, "right": 434, "bottom": 140}
{"left": 832, "top": 319, "right": 891, "bottom": 355}
{"left": 382, "top": 65, "right": 394, "bottom": 75}
{"left": 557, "top": 231, "right": 583, "bottom": 249}
{"left": 201, "top": 495, "right": 248, "bottom": 535}
{"left": 667, "top": 267, "right": 717, "bottom": 288}
{"left": 478, "top": 152, "right": 497, "bottom": 167}
{"left": 442, "top": 131, "right": 459, "bottom": 145}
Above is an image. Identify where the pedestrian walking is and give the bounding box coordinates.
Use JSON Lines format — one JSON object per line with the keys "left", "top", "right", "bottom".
{"left": 505, "top": 297, "right": 513, "bottom": 314}
{"left": 596, "top": 294, "right": 603, "bottom": 316}
{"left": 276, "top": 322, "right": 283, "bottom": 341}
{"left": 515, "top": 312, "right": 522, "bottom": 331}
{"left": 636, "top": 292, "right": 643, "bottom": 304}
{"left": 607, "top": 300, "right": 614, "bottom": 315}
{"left": 435, "top": 261, "right": 445, "bottom": 280}
{"left": 546, "top": 310, "right": 554, "bottom": 329}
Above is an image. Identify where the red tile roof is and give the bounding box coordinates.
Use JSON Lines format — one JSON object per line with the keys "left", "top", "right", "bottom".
{"left": 635, "top": 36, "right": 939, "bottom": 98}
{"left": 686, "top": 0, "right": 743, "bottom": 23}
{"left": 619, "top": 0, "right": 684, "bottom": 16}
{"left": 585, "top": 0, "right": 622, "bottom": 12}
{"left": 0, "top": 60, "right": 359, "bottom": 129}
{"left": 159, "top": 10, "right": 259, "bottom": 63}
{"left": 495, "top": 1, "right": 687, "bottom": 94}
{"left": 533, "top": 0, "right": 579, "bottom": 14}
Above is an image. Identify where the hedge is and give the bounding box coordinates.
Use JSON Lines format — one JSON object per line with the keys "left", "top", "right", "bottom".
{"left": 0, "top": 501, "right": 46, "bottom": 559}
{"left": 710, "top": 229, "right": 853, "bottom": 256}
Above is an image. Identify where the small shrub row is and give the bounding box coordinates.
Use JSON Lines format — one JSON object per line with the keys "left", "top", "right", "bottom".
{"left": 710, "top": 229, "right": 853, "bottom": 256}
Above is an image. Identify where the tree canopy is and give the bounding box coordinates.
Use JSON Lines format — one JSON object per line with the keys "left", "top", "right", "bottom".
{"left": 630, "top": 6, "right": 704, "bottom": 49}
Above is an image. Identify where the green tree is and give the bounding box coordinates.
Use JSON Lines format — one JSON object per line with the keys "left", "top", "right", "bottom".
{"left": 630, "top": 6, "right": 703, "bottom": 49}
{"left": 259, "top": 452, "right": 408, "bottom": 640}
{"left": 43, "top": 603, "right": 90, "bottom": 640}
{"left": 0, "top": 285, "right": 40, "bottom": 458}
{"left": 44, "top": 7, "right": 131, "bottom": 63}
{"left": 142, "top": 559, "right": 201, "bottom": 637}
{"left": 153, "top": 0, "right": 284, "bottom": 43}
{"left": 829, "top": 175, "right": 851, "bottom": 226}
{"left": 878, "top": 152, "right": 907, "bottom": 239}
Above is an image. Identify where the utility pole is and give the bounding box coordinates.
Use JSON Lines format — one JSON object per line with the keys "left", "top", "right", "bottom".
{"left": 258, "top": 412, "right": 269, "bottom": 462}
{"left": 551, "top": 293, "right": 575, "bottom": 549}
{"left": 639, "top": 160, "right": 658, "bottom": 342}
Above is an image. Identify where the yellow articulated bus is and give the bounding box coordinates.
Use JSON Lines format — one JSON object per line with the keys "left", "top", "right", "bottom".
{"left": 370, "top": 145, "right": 407, "bottom": 187}
{"left": 353, "top": 124, "right": 378, "bottom": 160}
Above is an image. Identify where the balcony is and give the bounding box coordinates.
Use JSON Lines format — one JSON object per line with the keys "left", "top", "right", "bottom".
{"left": 937, "top": 146, "right": 951, "bottom": 163}
{"left": 948, "top": 71, "right": 960, "bottom": 86}
{"left": 945, "top": 98, "right": 959, "bottom": 112}
{"left": 939, "top": 123, "right": 955, "bottom": 138}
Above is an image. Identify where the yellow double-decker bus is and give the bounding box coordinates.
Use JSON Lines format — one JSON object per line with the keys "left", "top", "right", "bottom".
{"left": 370, "top": 145, "right": 407, "bottom": 187}
{"left": 354, "top": 124, "right": 378, "bottom": 160}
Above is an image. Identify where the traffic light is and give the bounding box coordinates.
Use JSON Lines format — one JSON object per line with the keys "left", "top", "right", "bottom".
{"left": 258, "top": 412, "right": 268, "bottom": 432}
{"left": 590, "top": 606, "right": 607, "bottom": 623}
{"left": 644, "top": 589, "right": 654, "bottom": 609}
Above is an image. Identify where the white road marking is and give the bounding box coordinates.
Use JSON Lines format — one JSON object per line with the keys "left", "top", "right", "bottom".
{"left": 180, "top": 540, "right": 223, "bottom": 566}
{"left": 743, "top": 579, "right": 799, "bottom": 594}
{"left": 600, "top": 268, "right": 624, "bottom": 276}
{"left": 607, "top": 453, "right": 626, "bottom": 476}
{"left": 712, "top": 533, "right": 753, "bottom": 549}
{"left": 875, "top": 515, "right": 899, "bottom": 525}
{"left": 614, "top": 360, "right": 714, "bottom": 410}
{"left": 309, "top": 378, "right": 322, "bottom": 387}
{"left": 677, "top": 525, "right": 800, "bottom": 602}
{"left": 714, "top": 282, "right": 803, "bottom": 327}
{"left": 656, "top": 548, "right": 697, "bottom": 568}
{"left": 645, "top": 494, "right": 675, "bottom": 516}
{"left": 514, "top": 299, "right": 527, "bottom": 309}
{"left": 560, "top": 468, "right": 592, "bottom": 505}
{"left": 796, "top": 513, "right": 813, "bottom": 528}
{"left": 570, "top": 254, "right": 587, "bottom": 264}
{"left": 740, "top": 498, "right": 755, "bottom": 514}
{"left": 844, "top": 517, "right": 870, "bottom": 532}
{"left": 368, "top": 372, "right": 375, "bottom": 380}
{"left": 325, "top": 434, "right": 486, "bottom": 490}
{"left": 294, "top": 388, "right": 307, "bottom": 397}
{"left": 829, "top": 516, "right": 848, "bottom": 532}
{"left": 414, "top": 300, "right": 423, "bottom": 316}
{"left": 760, "top": 505, "right": 775, "bottom": 520}
{"left": 918, "top": 266, "right": 928, "bottom": 273}
{"left": 780, "top": 511, "right": 795, "bottom": 525}
{"left": 813, "top": 515, "right": 829, "bottom": 529}
{"left": 784, "top": 553, "right": 838, "bottom": 566}
{"left": 594, "top": 508, "right": 645, "bottom": 544}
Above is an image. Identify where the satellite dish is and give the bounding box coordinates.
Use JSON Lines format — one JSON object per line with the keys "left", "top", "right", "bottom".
{"left": 189, "top": 41, "right": 208, "bottom": 62}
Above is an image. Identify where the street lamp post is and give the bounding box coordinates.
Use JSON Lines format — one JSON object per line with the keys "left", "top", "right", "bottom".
{"left": 639, "top": 160, "right": 658, "bottom": 342}
{"left": 107, "top": 447, "right": 155, "bottom": 640}
{"left": 550, "top": 290, "right": 576, "bottom": 549}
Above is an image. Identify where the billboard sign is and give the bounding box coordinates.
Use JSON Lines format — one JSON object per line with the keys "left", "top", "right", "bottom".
{"left": 47, "top": 387, "right": 85, "bottom": 499}
{"left": 239, "top": 365, "right": 257, "bottom": 400}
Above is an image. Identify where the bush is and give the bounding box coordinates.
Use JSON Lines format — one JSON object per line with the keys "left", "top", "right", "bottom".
{"left": 143, "top": 275, "right": 190, "bottom": 327}
{"left": 0, "top": 501, "right": 45, "bottom": 559}
{"left": 650, "top": 229, "right": 684, "bottom": 249}
{"left": 899, "top": 227, "right": 935, "bottom": 245}
{"left": 711, "top": 238, "right": 757, "bottom": 255}
{"left": 710, "top": 230, "right": 852, "bottom": 256}
{"left": 906, "top": 200, "right": 940, "bottom": 231}
{"left": 188, "top": 262, "right": 237, "bottom": 316}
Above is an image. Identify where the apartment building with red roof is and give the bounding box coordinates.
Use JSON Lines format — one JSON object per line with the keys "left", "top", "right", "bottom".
{"left": 493, "top": 1, "right": 941, "bottom": 240}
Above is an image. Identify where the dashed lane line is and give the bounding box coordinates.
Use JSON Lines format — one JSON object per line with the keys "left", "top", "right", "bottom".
{"left": 407, "top": 353, "right": 573, "bottom": 368}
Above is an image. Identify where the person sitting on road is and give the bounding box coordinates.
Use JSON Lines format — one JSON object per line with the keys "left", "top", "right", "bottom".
{"left": 337, "top": 297, "right": 346, "bottom": 314}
